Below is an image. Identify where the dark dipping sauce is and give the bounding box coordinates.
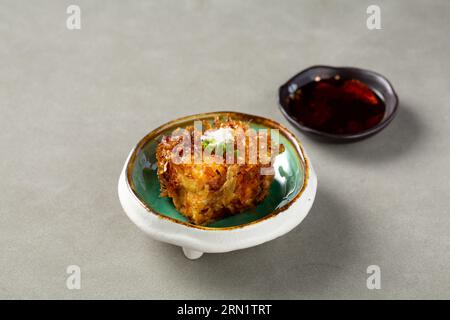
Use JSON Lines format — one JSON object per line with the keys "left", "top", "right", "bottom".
{"left": 286, "top": 76, "right": 386, "bottom": 135}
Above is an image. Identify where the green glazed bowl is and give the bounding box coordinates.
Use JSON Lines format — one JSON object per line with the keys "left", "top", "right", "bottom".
{"left": 118, "top": 111, "right": 317, "bottom": 259}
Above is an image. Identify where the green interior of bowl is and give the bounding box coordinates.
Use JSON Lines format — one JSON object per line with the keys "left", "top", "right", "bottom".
{"left": 129, "top": 120, "right": 305, "bottom": 228}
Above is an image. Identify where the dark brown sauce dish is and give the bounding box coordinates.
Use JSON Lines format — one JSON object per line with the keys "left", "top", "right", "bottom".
{"left": 278, "top": 66, "right": 399, "bottom": 141}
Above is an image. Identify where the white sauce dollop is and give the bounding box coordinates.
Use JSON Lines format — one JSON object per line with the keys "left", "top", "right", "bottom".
{"left": 201, "top": 128, "right": 234, "bottom": 144}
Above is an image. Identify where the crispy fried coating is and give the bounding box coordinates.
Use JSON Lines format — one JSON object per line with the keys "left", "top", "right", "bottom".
{"left": 156, "top": 118, "right": 282, "bottom": 225}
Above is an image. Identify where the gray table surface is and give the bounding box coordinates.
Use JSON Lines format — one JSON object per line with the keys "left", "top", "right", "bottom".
{"left": 1, "top": 0, "right": 449, "bottom": 299}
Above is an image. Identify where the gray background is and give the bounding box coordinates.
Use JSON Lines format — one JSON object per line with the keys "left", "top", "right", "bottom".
{"left": 1, "top": 0, "right": 449, "bottom": 299}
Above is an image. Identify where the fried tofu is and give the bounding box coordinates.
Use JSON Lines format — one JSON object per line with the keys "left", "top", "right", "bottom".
{"left": 156, "top": 118, "right": 281, "bottom": 225}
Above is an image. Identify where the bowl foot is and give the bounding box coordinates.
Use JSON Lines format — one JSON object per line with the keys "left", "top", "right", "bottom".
{"left": 182, "top": 247, "right": 204, "bottom": 260}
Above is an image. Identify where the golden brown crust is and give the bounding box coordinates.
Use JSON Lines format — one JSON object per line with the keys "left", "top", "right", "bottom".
{"left": 156, "top": 118, "right": 282, "bottom": 225}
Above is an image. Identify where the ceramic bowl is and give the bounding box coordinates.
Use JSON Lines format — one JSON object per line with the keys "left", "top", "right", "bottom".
{"left": 279, "top": 65, "right": 399, "bottom": 141}
{"left": 118, "top": 111, "right": 317, "bottom": 259}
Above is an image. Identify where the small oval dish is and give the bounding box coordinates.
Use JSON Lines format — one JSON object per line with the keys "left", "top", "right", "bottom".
{"left": 279, "top": 65, "right": 399, "bottom": 141}
{"left": 118, "top": 111, "right": 317, "bottom": 259}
